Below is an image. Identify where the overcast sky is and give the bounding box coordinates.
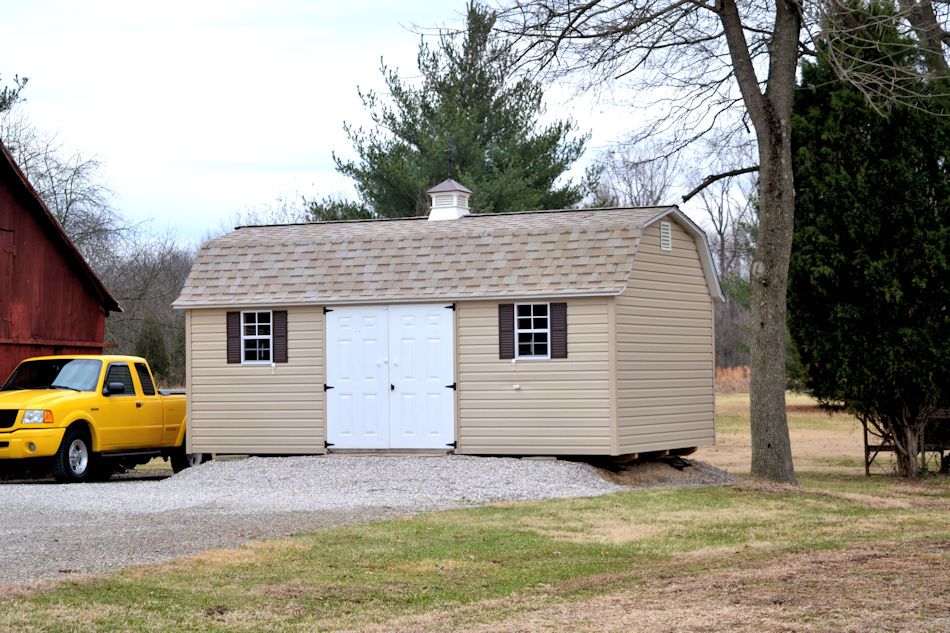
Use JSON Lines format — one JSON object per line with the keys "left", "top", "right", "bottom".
{"left": 2, "top": 0, "right": 653, "bottom": 243}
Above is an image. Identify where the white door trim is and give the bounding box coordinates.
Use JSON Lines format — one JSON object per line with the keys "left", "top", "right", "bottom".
{"left": 326, "top": 304, "right": 455, "bottom": 449}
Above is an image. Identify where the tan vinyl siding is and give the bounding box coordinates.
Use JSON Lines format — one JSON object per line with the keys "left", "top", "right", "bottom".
{"left": 186, "top": 306, "right": 325, "bottom": 454}
{"left": 457, "top": 297, "right": 612, "bottom": 454}
{"left": 615, "top": 220, "right": 715, "bottom": 453}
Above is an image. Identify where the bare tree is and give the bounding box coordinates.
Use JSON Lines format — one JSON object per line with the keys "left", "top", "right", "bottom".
{"left": 590, "top": 140, "right": 678, "bottom": 207}
{"left": 97, "top": 232, "right": 195, "bottom": 385}
{"left": 699, "top": 174, "right": 756, "bottom": 279}
{"left": 495, "top": 0, "right": 948, "bottom": 484}
{"left": 0, "top": 107, "right": 137, "bottom": 268}
{"left": 697, "top": 175, "right": 756, "bottom": 369}
{"left": 1, "top": 107, "right": 193, "bottom": 384}
{"left": 200, "top": 194, "right": 310, "bottom": 245}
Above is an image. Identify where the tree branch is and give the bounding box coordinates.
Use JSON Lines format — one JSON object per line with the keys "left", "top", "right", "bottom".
{"left": 682, "top": 165, "right": 758, "bottom": 202}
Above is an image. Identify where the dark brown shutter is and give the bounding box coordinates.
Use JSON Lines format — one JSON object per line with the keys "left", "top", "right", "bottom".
{"left": 273, "top": 310, "right": 288, "bottom": 363}
{"left": 226, "top": 311, "right": 241, "bottom": 364}
{"left": 498, "top": 304, "right": 514, "bottom": 359}
{"left": 550, "top": 302, "right": 567, "bottom": 359}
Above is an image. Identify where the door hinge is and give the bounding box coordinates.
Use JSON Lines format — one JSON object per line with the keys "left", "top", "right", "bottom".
{"left": 324, "top": 384, "right": 334, "bottom": 390}
{"left": 391, "top": 384, "right": 395, "bottom": 391}
{"left": 446, "top": 383, "right": 457, "bottom": 390}
{"left": 445, "top": 303, "right": 456, "bottom": 311}
{"left": 325, "top": 441, "right": 334, "bottom": 448}
{"left": 446, "top": 441, "right": 457, "bottom": 449}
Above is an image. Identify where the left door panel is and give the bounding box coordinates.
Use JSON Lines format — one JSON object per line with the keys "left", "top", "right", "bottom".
{"left": 325, "top": 306, "right": 390, "bottom": 449}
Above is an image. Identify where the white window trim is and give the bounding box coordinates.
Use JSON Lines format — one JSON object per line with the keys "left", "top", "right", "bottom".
{"left": 241, "top": 310, "right": 273, "bottom": 365}
{"left": 514, "top": 302, "right": 551, "bottom": 360}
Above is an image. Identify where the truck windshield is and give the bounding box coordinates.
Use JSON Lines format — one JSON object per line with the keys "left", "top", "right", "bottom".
{"left": 1, "top": 359, "right": 102, "bottom": 392}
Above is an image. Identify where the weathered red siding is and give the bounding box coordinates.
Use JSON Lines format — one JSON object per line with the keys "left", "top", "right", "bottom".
{"left": 0, "top": 143, "right": 118, "bottom": 381}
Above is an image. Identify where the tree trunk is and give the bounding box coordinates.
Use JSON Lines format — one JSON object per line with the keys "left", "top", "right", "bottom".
{"left": 718, "top": 0, "right": 800, "bottom": 484}
{"left": 898, "top": 0, "right": 950, "bottom": 76}
{"left": 748, "top": 116, "right": 798, "bottom": 485}
{"left": 891, "top": 418, "right": 921, "bottom": 477}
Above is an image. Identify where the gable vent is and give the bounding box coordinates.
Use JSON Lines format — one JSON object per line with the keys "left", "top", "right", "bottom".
{"left": 660, "top": 221, "right": 673, "bottom": 251}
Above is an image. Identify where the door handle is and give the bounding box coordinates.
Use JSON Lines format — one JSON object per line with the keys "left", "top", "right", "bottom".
{"left": 136, "top": 402, "right": 143, "bottom": 408}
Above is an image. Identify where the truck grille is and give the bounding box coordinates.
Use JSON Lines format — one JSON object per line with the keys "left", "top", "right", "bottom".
{"left": 0, "top": 410, "right": 18, "bottom": 429}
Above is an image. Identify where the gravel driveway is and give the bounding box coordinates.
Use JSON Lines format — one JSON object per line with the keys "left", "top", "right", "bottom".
{"left": 0, "top": 455, "right": 623, "bottom": 585}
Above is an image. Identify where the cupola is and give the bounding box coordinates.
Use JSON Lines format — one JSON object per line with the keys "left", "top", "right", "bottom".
{"left": 426, "top": 179, "right": 472, "bottom": 221}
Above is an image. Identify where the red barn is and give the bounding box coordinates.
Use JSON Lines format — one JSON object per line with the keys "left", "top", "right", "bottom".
{"left": 0, "top": 140, "right": 120, "bottom": 380}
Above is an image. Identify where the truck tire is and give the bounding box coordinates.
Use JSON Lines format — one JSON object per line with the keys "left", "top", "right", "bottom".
{"left": 170, "top": 439, "right": 209, "bottom": 474}
{"left": 52, "top": 427, "right": 95, "bottom": 483}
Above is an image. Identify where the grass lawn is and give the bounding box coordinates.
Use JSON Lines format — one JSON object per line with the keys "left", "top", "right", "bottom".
{"left": 2, "top": 395, "right": 948, "bottom": 632}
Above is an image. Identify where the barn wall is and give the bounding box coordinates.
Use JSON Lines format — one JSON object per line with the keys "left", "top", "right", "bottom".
{"left": 615, "top": 219, "right": 716, "bottom": 454}
{"left": 186, "top": 306, "right": 326, "bottom": 454}
{"left": 456, "top": 297, "right": 613, "bottom": 455}
{"left": 0, "top": 169, "right": 106, "bottom": 381}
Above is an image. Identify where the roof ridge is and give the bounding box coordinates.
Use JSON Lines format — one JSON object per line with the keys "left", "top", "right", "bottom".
{"left": 234, "top": 205, "right": 675, "bottom": 231}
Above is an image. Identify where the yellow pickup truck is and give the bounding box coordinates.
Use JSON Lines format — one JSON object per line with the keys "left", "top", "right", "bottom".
{"left": 0, "top": 355, "right": 206, "bottom": 482}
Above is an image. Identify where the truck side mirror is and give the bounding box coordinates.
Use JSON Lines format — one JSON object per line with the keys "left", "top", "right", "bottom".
{"left": 104, "top": 382, "right": 126, "bottom": 395}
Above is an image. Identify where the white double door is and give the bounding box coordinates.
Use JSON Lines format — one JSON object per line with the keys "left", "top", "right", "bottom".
{"left": 325, "top": 304, "right": 455, "bottom": 449}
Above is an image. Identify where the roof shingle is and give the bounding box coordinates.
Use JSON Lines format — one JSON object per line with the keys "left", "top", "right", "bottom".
{"left": 173, "top": 207, "right": 672, "bottom": 308}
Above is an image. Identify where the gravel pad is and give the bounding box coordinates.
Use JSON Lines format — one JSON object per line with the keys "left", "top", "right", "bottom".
{"left": 0, "top": 455, "right": 623, "bottom": 584}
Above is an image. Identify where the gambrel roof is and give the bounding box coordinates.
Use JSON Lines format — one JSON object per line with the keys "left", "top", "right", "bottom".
{"left": 173, "top": 206, "right": 724, "bottom": 309}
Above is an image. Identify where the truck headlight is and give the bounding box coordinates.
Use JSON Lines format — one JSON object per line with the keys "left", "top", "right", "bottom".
{"left": 22, "top": 410, "right": 53, "bottom": 425}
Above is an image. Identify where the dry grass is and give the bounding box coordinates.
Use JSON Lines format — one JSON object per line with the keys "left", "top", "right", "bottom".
{"left": 354, "top": 539, "right": 950, "bottom": 633}
{"left": 1, "top": 393, "right": 948, "bottom": 632}
{"left": 697, "top": 392, "right": 871, "bottom": 476}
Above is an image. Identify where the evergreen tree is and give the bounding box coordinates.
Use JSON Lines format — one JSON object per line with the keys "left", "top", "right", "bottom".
{"left": 135, "top": 316, "right": 171, "bottom": 383}
{"left": 327, "top": 2, "right": 593, "bottom": 218}
{"left": 789, "top": 0, "right": 950, "bottom": 476}
{"left": 168, "top": 324, "right": 187, "bottom": 387}
{"left": 0, "top": 74, "right": 27, "bottom": 113}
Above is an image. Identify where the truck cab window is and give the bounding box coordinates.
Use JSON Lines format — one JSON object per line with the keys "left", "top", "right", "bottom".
{"left": 105, "top": 364, "right": 136, "bottom": 396}
{"left": 134, "top": 363, "right": 156, "bottom": 396}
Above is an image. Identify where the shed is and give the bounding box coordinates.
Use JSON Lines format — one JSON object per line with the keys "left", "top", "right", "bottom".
{"left": 0, "top": 140, "right": 120, "bottom": 380}
{"left": 174, "top": 180, "right": 724, "bottom": 457}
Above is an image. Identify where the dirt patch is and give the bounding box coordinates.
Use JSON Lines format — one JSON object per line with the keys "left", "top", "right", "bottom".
{"left": 597, "top": 457, "right": 741, "bottom": 489}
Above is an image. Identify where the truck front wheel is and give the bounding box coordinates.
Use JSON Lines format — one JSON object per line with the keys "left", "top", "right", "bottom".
{"left": 52, "top": 427, "right": 95, "bottom": 483}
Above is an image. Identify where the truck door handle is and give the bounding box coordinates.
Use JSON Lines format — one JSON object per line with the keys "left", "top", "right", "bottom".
{"left": 136, "top": 402, "right": 143, "bottom": 408}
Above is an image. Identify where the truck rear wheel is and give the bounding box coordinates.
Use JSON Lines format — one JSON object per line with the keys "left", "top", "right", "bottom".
{"left": 52, "top": 427, "right": 95, "bottom": 483}
{"left": 170, "top": 437, "right": 209, "bottom": 473}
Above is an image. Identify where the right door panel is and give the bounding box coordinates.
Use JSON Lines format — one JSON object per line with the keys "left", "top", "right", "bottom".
{"left": 388, "top": 304, "right": 455, "bottom": 449}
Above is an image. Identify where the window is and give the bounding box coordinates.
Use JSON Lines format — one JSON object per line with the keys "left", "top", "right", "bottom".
{"left": 660, "top": 221, "right": 673, "bottom": 251}
{"left": 499, "top": 303, "right": 567, "bottom": 360}
{"left": 134, "top": 362, "right": 156, "bottom": 396}
{"left": 515, "top": 303, "right": 550, "bottom": 358}
{"left": 242, "top": 311, "right": 272, "bottom": 363}
{"left": 105, "top": 363, "right": 136, "bottom": 396}
{"left": 226, "top": 310, "right": 288, "bottom": 365}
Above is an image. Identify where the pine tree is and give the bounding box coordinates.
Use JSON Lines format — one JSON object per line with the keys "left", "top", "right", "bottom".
{"left": 789, "top": 0, "right": 950, "bottom": 476}
{"left": 322, "top": 2, "right": 593, "bottom": 218}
